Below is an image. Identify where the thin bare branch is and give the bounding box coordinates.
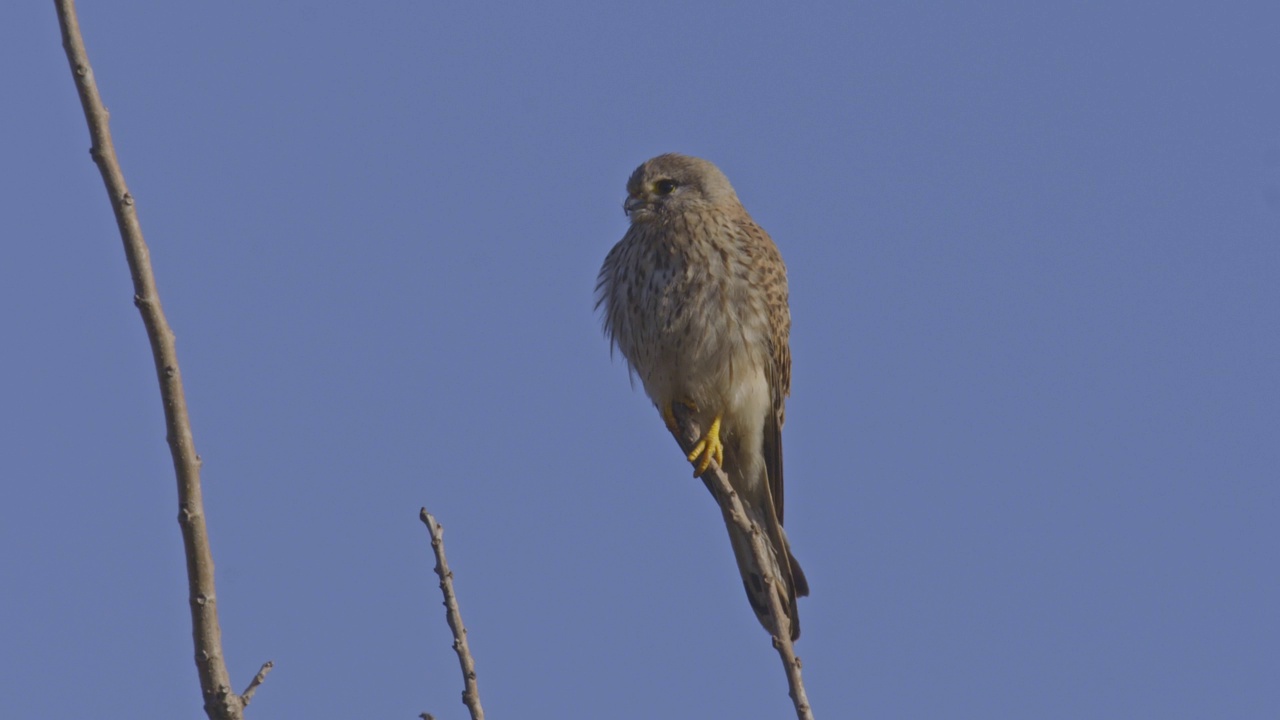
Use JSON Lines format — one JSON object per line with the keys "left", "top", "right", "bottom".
{"left": 420, "top": 509, "right": 485, "bottom": 720}
{"left": 669, "top": 404, "right": 816, "bottom": 720}
{"left": 240, "top": 661, "right": 274, "bottom": 706}
{"left": 53, "top": 2, "right": 266, "bottom": 716}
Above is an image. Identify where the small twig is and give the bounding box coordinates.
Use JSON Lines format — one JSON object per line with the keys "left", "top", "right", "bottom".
{"left": 669, "top": 405, "right": 815, "bottom": 720}
{"left": 240, "top": 661, "right": 274, "bottom": 706}
{"left": 420, "top": 509, "right": 485, "bottom": 720}
{"left": 53, "top": 2, "right": 263, "bottom": 718}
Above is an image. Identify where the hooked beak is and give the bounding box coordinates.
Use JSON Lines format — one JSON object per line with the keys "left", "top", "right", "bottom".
{"left": 623, "top": 195, "right": 646, "bottom": 216}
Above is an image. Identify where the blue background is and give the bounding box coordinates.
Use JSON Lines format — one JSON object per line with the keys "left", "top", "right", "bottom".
{"left": 4, "top": 2, "right": 1278, "bottom": 717}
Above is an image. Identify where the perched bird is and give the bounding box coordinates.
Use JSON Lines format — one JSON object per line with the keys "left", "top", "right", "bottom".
{"left": 597, "top": 153, "right": 808, "bottom": 640}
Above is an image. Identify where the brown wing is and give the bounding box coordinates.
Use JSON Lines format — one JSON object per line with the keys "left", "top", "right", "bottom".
{"left": 758, "top": 228, "right": 791, "bottom": 525}
{"left": 757, "top": 224, "right": 808, "bottom": 600}
{"left": 762, "top": 379, "right": 786, "bottom": 523}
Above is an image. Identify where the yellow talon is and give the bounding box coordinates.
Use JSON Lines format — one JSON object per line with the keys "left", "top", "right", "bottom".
{"left": 686, "top": 414, "right": 724, "bottom": 476}
{"left": 663, "top": 399, "right": 698, "bottom": 435}
{"left": 662, "top": 404, "right": 681, "bottom": 436}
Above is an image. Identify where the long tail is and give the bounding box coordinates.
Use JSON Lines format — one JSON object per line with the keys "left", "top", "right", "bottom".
{"left": 723, "top": 502, "right": 808, "bottom": 640}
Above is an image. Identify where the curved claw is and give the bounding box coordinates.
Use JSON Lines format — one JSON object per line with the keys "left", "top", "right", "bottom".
{"left": 686, "top": 414, "right": 724, "bottom": 475}
{"left": 662, "top": 404, "right": 682, "bottom": 436}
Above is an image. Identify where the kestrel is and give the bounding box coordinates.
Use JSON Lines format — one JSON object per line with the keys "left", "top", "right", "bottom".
{"left": 596, "top": 153, "right": 809, "bottom": 640}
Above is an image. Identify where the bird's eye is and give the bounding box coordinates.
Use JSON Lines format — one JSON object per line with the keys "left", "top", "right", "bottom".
{"left": 654, "top": 179, "right": 678, "bottom": 196}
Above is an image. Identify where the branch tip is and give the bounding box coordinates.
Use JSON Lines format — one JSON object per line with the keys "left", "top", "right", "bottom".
{"left": 421, "top": 509, "right": 485, "bottom": 720}
{"left": 239, "top": 661, "right": 274, "bottom": 706}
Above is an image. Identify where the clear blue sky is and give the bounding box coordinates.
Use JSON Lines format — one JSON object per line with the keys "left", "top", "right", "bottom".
{"left": 4, "top": 2, "right": 1277, "bottom": 718}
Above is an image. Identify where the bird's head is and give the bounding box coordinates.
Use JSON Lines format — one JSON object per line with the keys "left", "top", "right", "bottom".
{"left": 623, "top": 153, "right": 740, "bottom": 223}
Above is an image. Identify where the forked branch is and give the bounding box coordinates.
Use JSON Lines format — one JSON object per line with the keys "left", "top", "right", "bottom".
{"left": 53, "top": 1, "right": 269, "bottom": 716}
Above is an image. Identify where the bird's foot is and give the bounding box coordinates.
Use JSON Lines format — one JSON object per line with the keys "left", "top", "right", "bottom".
{"left": 686, "top": 413, "right": 724, "bottom": 476}
{"left": 661, "top": 401, "right": 687, "bottom": 436}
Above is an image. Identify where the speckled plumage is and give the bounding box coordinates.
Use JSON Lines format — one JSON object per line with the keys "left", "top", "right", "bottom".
{"left": 597, "top": 153, "right": 808, "bottom": 639}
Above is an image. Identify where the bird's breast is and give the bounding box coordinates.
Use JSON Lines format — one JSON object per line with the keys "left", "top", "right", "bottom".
{"left": 606, "top": 228, "right": 770, "bottom": 412}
